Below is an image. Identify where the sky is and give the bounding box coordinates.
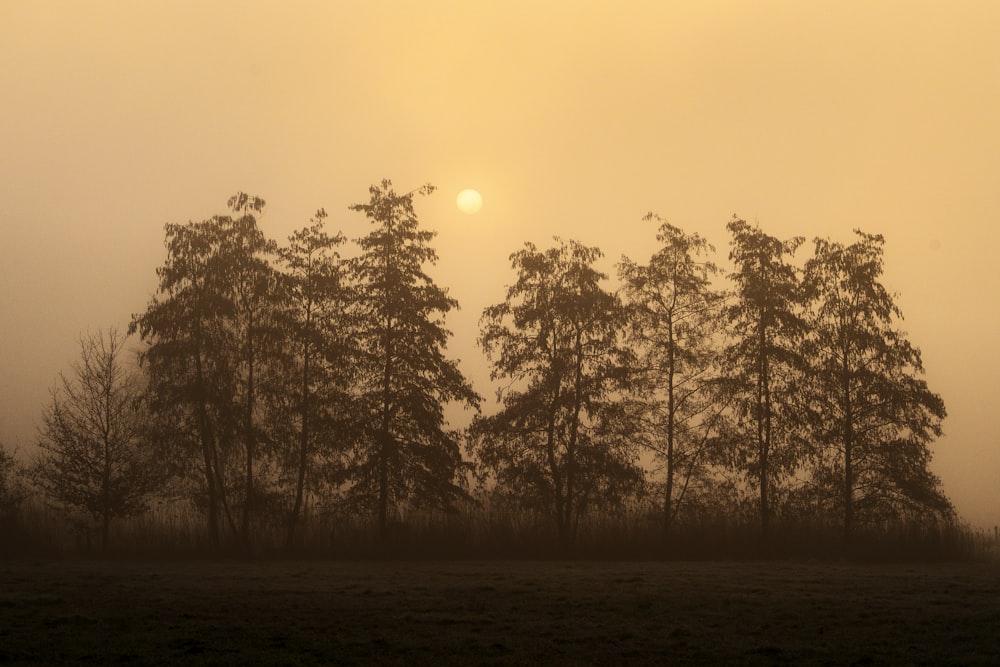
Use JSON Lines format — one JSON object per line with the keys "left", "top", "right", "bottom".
{"left": 1, "top": 1, "right": 998, "bottom": 529}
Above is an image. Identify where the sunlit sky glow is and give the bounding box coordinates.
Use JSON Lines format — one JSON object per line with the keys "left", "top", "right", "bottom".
{"left": 1, "top": 1, "right": 998, "bottom": 528}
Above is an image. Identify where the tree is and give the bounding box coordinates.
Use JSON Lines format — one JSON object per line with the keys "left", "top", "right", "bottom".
{"left": 132, "top": 214, "right": 232, "bottom": 546}
{"left": 32, "top": 328, "right": 160, "bottom": 550}
{"left": 344, "top": 179, "right": 480, "bottom": 538}
{"left": 275, "top": 208, "right": 352, "bottom": 546}
{"left": 802, "top": 231, "right": 950, "bottom": 537}
{"left": 722, "top": 217, "right": 806, "bottom": 537}
{"left": 619, "top": 215, "right": 727, "bottom": 539}
{"left": 471, "top": 238, "right": 640, "bottom": 549}
{"left": 0, "top": 442, "right": 28, "bottom": 540}
{"left": 131, "top": 193, "right": 276, "bottom": 548}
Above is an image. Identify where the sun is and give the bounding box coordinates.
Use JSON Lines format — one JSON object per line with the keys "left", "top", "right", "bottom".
{"left": 456, "top": 188, "right": 483, "bottom": 214}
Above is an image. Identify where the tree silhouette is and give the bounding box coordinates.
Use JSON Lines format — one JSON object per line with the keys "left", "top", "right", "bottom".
{"left": 802, "top": 231, "right": 950, "bottom": 537}
{"left": 32, "top": 328, "right": 161, "bottom": 550}
{"left": 344, "top": 179, "right": 480, "bottom": 539}
{"left": 220, "top": 193, "right": 279, "bottom": 543}
{"left": 722, "top": 218, "right": 806, "bottom": 537}
{"left": 275, "top": 209, "right": 353, "bottom": 546}
{"left": 0, "top": 442, "right": 28, "bottom": 546}
{"left": 131, "top": 194, "right": 275, "bottom": 548}
{"left": 471, "top": 238, "right": 639, "bottom": 549}
{"left": 619, "top": 215, "right": 727, "bottom": 539}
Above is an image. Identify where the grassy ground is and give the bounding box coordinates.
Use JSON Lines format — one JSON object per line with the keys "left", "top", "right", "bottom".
{"left": 1, "top": 559, "right": 998, "bottom": 665}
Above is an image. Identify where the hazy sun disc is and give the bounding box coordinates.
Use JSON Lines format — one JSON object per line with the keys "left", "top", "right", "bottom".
{"left": 456, "top": 188, "right": 483, "bottom": 214}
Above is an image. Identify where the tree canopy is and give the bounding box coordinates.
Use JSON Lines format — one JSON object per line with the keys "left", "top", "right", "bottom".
{"left": 14, "top": 190, "right": 955, "bottom": 556}
{"left": 802, "top": 230, "right": 950, "bottom": 535}
{"left": 344, "top": 179, "right": 481, "bottom": 537}
{"left": 471, "top": 238, "right": 639, "bottom": 548}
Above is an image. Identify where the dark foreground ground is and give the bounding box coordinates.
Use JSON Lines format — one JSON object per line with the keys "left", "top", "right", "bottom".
{"left": 1, "top": 559, "right": 999, "bottom": 665}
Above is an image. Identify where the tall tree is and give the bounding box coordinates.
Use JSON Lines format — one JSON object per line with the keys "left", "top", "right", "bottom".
{"left": 723, "top": 217, "right": 806, "bottom": 537}
{"left": 32, "top": 328, "right": 161, "bottom": 550}
{"left": 221, "top": 193, "right": 279, "bottom": 542}
{"left": 471, "top": 238, "right": 639, "bottom": 549}
{"left": 275, "top": 208, "right": 352, "bottom": 546}
{"left": 619, "top": 215, "right": 726, "bottom": 539}
{"left": 802, "top": 231, "right": 950, "bottom": 537}
{"left": 345, "top": 179, "right": 480, "bottom": 538}
{"left": 131, "top": 194, "right": 274, "bottom": 548}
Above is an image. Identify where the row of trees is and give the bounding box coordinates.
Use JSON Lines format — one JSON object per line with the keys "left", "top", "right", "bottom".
{"left": 19, "top": 181, "right": 951, "bottom": 552}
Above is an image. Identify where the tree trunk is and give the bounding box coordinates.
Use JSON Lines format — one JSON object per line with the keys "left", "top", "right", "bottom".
{"left": 378, "top": 219, "right": 396, "bottom": 544}
{"left": 545, "top": 405, "right": 567, "bottom": 549}
{"left": 102, "top": 511, "right": 110, "bottom": 553}
{"left": 842, "top": 346, "right": 854, "bottom": 544}
{"left": 378, "top": 314, "right": 394, "bottom": 542}
{"left": 242, "top": 311, "right": 255, "bottom": 550}
{"left": 288, "top": 327, "right": 311, "bottom": 548}
{"left": 758, "top": 311, "right": 771, "bottom": 539}
{"left": 212, "top": 434, "right": 241, "bottom": 545}
{"left": 664, "top": 315, "right": 676, "bottom": 541}
{"left": 563, "top": 329, "right": 586, "bottom": 551}
{"left": 102, "top": 353, "right": 113, "bottom": 553}
{"left": 193, "top": 343, "right": 220, "bottom": 546}
{"left": 544, "top": 333, "right": 567, "bottom": 550}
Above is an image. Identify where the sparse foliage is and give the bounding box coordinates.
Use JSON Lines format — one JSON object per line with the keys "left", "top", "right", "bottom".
{"left": 0, "top": 442, "right": 28, "bottom": 532}
{"left": 32, "top": 328, "right": 161, "bottom": 549}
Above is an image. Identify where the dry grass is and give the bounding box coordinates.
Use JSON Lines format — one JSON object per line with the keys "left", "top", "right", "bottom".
{"left": 1, "top": 559, "right": 999, "bottom": 665}
{"left": 3, "top": 495, "right": 986, "bottom": 562}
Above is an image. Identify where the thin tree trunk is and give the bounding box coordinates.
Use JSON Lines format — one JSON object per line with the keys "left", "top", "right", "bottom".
{"left": 103, "top": 450, "right": 111, "bottom": 551}
{"left": 758, "top": 311, "right": 771, "bottom": 539}
{"left": 545, "top": 402, "right": 566, "bottom": 547}
{"left": 842, "top": 346, "right": 854, "bottom": 544}
{"left": 544, "top": 334, "right": 566, "bottom": 548}
{"left": 99, "top": 512, "right": 109, "bottom": 552}
{"left": 664, "top": 314, "right": 676, "bottom": 541}
{"left": 243, "top": 311, "right": 255, "bottom": 549}
{"left": 211, "top": 431, "right": 241, "bottom": 545}
{"left": 378, "top": 216, "right": 396, "bottom": 543}
{"left": 102, "top": 352, "right": 113, "bottom": 553}
{"left": 564, "top": 328, "right": 585, "bottom": 551}
{"left": 102, "top": 455, "right": 111, "bottom": 552}
{"left": 288, "top": 322, "right": 311, "bottom": 548}
{"left": 379, "top": 310, "right": 394, "bottom": 541}
{"left": 193, "top": 342, "right": 220, "bottom": 546}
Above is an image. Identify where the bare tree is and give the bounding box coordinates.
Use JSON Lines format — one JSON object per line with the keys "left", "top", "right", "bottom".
{"left": 0, "top": 442, "right": 28, "bottom": 544}
{"left": 33, "top": 328, "right": 160, "bottom": 550}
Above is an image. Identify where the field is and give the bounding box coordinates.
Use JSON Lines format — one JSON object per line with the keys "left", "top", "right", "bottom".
{"left": 1, "top": 559, "right": 999, "bottom": 665}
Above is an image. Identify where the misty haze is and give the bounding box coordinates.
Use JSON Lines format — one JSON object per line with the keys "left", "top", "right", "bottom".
{"left": 2, "top": 2, "right": 999, "bottom": 665}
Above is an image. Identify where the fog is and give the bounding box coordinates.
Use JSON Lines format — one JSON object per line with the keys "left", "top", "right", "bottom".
{"left": 1, "top": 1, "right": 998, "bottom": 529}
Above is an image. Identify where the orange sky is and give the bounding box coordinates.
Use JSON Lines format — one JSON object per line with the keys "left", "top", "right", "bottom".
{"left": 2, "top": 1, "right": 998, "bottom": 529}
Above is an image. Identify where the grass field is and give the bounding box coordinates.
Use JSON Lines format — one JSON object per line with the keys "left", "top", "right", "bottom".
{"left": 1, "top": 559, "right": 999, "bottom": 665}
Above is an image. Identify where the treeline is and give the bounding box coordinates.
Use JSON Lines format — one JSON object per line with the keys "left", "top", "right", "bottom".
{"left": 0, "top": 180, "right": 959, "bottom": 557}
